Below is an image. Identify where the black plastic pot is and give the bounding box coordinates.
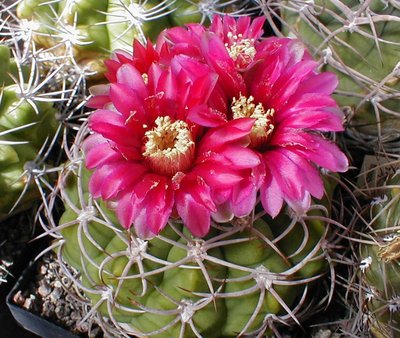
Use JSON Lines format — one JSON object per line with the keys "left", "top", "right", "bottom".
{"left": 0, "top": 229, "right": 42, "bottom": 338}
{"left": 6, "top": 243, "right": 79, "bottom": 338}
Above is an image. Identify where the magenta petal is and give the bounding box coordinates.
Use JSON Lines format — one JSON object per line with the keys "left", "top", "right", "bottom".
{"left": 283, "top": 94, "right": 338, "bottom": 114}
{"left": 176, "top": 190, "right": 211, "bottom": 237}
{"left": 278, "top": 108, "right": 344, "bottom": 132}
{"left": 85, "top": 142, "right": 121, "bottom": 169}
{"left": 81, "top": 133, "right": 105, "bottom": 154}
{"left": 231, "top": 177, "right": 258, "bottom": 217}
{"left": 101, "top": 163, "right": 147, "bottom": 200}
{"left": 278, "top": 149, "right": 324, "bottom": 199}
{"left": 181, "top": 175, "right": 217, "bottom": 212}
{"left": 116, "top": 64, "right": 148, "bottom": 99}
{"left": 89, "top": 165, "right": 113, "bottom": 198}
{"left": 116, "top": 192, "right": 135, "bottom": 229}
{"left": 109, "top": 83, "right": 145, "bottom": 120}
{"left": 246, "top": 16, "right": 266, "bottom": 39}
{"left": 198, "top": 118, "right": 254, "bottom": 154}
{"left": 132, "top": 206, "right": 155, "bottom": 239}
{"left": 89, "top": 109, "right": 124, "bottom": 126}
{"left": 289, "top": 133, "right": 349, "bottom": 172}
{"left": 260, "top": 168, "right": 284, "bottom": 218}
{"left": 270, "top": 60, "right": 318, "bottom": 108}
{"left": 89, "top": 111, "right": 139, "bottom": 147}
{"left": 201, "top": 33, "right": 246, "bottom": 97}
{"left": 186, "top": 72, "right": 218, "bottom": 108}
{"left": 133, "top": 174, "right": 163, "bottom": 202}
{"left": 187, "top": 105, "right": 227, "bottom": 127}
{"left": 210, "top": 15, "right": 223, "bottom": 36}
{"left": 194, "top": 163, "right": 243, "bottom": 189}
{"left": 212, "top": 201, "right": 234, "bottom": 223}
{"left": 218, "top": 145, "right": 261, "bottom": 169}
{"left": 86, "top": 95, "right": 110, "bottom": 109}
{"left": 286, "top": 193, "right": 311, "bottom": 217}
{"left": 104, "top": 59, "right": 121, "bottom": 82}
{"left": 263, "top": 150, "right": 305, "bottom": 205}
{"left": 145, "top": 180, "right": 173, "bottom": 234}
{"left": 87, "top": 85, "right": 111, "bottom": 108}
{"left": 296, "top": 72, "right": 338, "bottom": 95}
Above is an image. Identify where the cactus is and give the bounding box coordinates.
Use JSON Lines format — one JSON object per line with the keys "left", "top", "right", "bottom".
{"left": 257, "top": 0, "right": 400, "bottom": 152}
{"left": 345, "top": 158, "right": 400, "bottom": 338}
{"left": 45, "top": 135, "right": 344, "bottom": 337}
{"left": 34, "top": 13, "right": 352, "bottom": 336}
{"left": 0, "top": 44, "right": 58, "bottom": 220}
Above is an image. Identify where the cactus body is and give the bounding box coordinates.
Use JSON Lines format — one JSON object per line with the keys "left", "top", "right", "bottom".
{"left": 50, "top": 145, "right": 341, "bottom": 337}
{"left": 357, "top": 172, "right": 400, "bottom": 337}
{"left": 0, "top": 45, "right": 57, "bottom": 220}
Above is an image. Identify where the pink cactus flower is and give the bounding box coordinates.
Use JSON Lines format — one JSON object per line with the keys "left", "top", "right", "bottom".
{"left": 84, "top": 54, "right": 260, "bottom": 238}
{"left": 224, "top": 37, "right": 348, "bottom": 216}
{"left": 161, "top": 16, "right": 349, "bottom": 218}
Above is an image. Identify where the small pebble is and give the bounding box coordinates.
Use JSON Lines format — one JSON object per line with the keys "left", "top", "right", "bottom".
{"left": 13, "top": 251, "right": 103, "bottom": 337}
{"left": 13, "top": 290, "right": 25, "bottom": 306}
{"left": 23, "top": 297, "right": 34, "bottom": 310}
{"left": 49, "top": 288, "right": 62, "bottom": 302}
{"left": 38, "top": 284, "right": 51, "bottom": 298}
{"left": 39, "top": 264, "right": 48, "bottom": 275}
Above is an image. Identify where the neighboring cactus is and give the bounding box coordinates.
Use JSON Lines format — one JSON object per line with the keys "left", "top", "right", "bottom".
{"left": 257, "top": 0, "right": 400, "bottom": 152}
{"left": 0, "top": 45, "right": 58, "bottom": 220}
{"left": 348, "top": 161, "right": 400, "bottom": 338}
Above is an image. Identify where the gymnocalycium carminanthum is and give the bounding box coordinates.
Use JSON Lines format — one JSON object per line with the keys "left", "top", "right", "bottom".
{"left": 41, "top": 15, "right": 351, "bottom": 336}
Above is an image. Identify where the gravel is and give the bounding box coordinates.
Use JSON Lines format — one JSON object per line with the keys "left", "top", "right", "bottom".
{"left": 12, "top": 251, "right": 103, "bottom": 337}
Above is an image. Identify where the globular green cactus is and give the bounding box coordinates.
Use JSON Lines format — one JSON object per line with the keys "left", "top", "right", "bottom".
{"left": 43, "top": 124, "right": 346, "bottom": 337}
{"left": 258, "top": 0, "right": 400, "bottom": 152}
{"left": 15, "top": 0, "right": 251, "bottom": 80}
{"left": 353, "top": 164, "right": 400, "bottom": 338}
{"left": 0, "top": 45, "right": 58, "bottom": 220}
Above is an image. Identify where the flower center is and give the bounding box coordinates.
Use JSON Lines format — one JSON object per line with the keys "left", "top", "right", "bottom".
{"left": 142, "top": 116, "right": 195, "bottom": 176}
{"left": 225, "top": 32, "right": 256, "bottom": 68}
{"left": 231, "top": 95, "right": 274, "bottom": 149}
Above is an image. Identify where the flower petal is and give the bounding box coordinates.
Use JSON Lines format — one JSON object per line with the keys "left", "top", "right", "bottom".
{"left": 212, "top": 201, "right": 234, "bottom": 223}
{"left": 200, "top": 32, "right": 246, "bottom": 97}
{"left": 176, "top": 190, "right": 211, "bottom": 237}
{"left": 260, "top": 167, "right": 284, "bottom": 218}
{"left": 116, "top": 192, "right": 136, "bottom": 229}
{"left": 187, "top": 104, "right": 227, "bottom": 127}
{"left": 109, "top": 83, "right": 146, "bottom": 120}
{"left": 116, "top": 63, "right": 148, "bottom": 99}
{"left": 198, "top": 118, "right": 254, "bottom": 154}
{"left": 144, "top": 179, "right": 174, "bottom": 235}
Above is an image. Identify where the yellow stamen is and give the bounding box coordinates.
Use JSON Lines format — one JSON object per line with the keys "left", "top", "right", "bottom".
{"left": 143, "top": 116, "right": 194, "bottom": 176}
{"left": 231, "top": 95, "right": 274, "bottom": 149}
{"left": 142, "top": 73, "right": 148, "bottom": 85}
{"left": 225, "top": 32, "right": 256, "bottom": 64}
